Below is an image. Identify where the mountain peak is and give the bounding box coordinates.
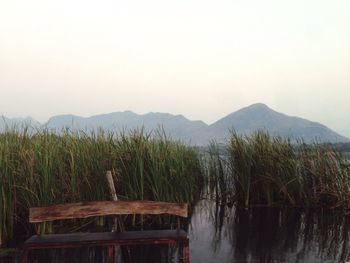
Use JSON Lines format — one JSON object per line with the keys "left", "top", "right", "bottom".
{"left": 248, "top": 103, "right": 269, "bottom": 109}
{"left": 210, "top": 103, "right": 349, "bottom": 143}
{"left": 238, "top": 103, "right": 272, "bottom": 114}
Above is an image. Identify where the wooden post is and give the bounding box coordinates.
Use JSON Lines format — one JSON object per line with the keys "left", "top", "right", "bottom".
{"left": 182, "top": 239, "right": 190, "bottom": 263}
{"left": 35, "top": 223, "right": 41, "bottom": 236}
{"left": 107, "top": 245, "right": 115, "bottom": 263}
{"left": 20, "top": 250, "right": 28, "bottom": 263}
{"left": 106, "top": 171, "right": 118, "bottom": 201}
{"left": 106, "top": 171, "right": 119, "bottom": 232}
{"left": 106, "top": 170, "right": 122, "bottom": 263}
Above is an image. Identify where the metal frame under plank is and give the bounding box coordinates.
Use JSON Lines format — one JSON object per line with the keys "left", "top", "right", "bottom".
{"left": 21, "top": 230, "right": 189, "bottom": 263}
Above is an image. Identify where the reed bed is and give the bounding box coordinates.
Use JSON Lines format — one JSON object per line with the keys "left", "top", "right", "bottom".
{"left": 206, "top": 131, "right": 350, "bottom": 209}
{"left": 0, "top": 128, "right": 202, "bottom": 246}
{"left": 202, "top": 143, "right": 233, "bottom": 204}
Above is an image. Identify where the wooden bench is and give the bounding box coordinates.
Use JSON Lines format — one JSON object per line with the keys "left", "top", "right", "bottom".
{"left": 21, "top": 200, "right": 189, "bottom": 263}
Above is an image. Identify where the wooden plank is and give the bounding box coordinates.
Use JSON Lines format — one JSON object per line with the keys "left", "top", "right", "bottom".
{"left": 30, "top": 201, "right": 188, "bottom": 223}
{"left": 24, "top": 230, "right": 188, "bottom": 249}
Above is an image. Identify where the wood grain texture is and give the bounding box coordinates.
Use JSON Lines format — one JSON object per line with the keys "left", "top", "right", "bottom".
{"left": 30, "top": 201, "right": 188, "bottom": 223}
{"left": 106, "top": 171, "right": 118, "bottom": 201}
{"left": 24, "top": 230, "right": 188, "bottom": 247}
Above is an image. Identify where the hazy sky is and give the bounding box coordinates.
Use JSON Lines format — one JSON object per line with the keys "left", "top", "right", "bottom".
{"left": 1, "top": 0, "right": 350, "bottom": 136}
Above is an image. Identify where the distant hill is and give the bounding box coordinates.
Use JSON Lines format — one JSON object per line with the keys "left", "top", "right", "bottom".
{"left": 45, "top": 111, "right": 208, "bottom": 143}
{"left": 0, "top": 116, "right": 40, "bottom": 131}
{"left": 1, "top": 103, "right": 349, "bottom": 144}
{"left": 209, "top": 103, "right": 349, "bottom": 144}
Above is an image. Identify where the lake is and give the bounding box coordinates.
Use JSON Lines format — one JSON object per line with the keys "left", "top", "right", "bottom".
{"left": 1, "top": 200, "right": 349, "bottom": 263}
{"left": 190, "top": 200, "right": 350, "bottom": 263}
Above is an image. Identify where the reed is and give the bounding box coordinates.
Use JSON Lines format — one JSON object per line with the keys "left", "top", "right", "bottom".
{"left": 227, "top": 131, "right": 350, "bottom": 208}
{"left": 203, "top": 143, "right": 233, "bottom": 204}
{"left": 205, "top": 131, "right": 350, "bottom": 208}
{"left": 0, "top": 128, "right": 203, "bottom": 245}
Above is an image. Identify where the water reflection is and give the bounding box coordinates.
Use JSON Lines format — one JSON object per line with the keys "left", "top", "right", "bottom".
{"left": 2, "top": 200, "right": 350, "bottom": 262}
{"left": 190, "top": 200, "right": 350, "bottom": 263}
{"left": 29, "top": 244, "right": 179, "bottom": 263}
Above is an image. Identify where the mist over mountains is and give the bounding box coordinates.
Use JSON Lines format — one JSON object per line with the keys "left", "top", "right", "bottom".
{"left": 1, "top": 103, "right": 349, "bottom": 145}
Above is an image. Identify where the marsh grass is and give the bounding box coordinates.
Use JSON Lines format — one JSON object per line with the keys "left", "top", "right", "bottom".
{"left": 228, "top": 131, "right": 350, "bottom": 208}
{"left": 202, "top": 143, "right": 233, "bottom": 205}
{"left": 206, "top": 131, "right": 350, "bottom": 209}
{"left": 0, "top": 128, "right": 202, "bottom": 245}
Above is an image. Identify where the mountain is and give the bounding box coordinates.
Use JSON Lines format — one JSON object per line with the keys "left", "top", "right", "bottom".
{"left": 209, "top": 103, "right": 349, "bottom": 143}
{"left": 0, "top": 116, "right": 40, "bottom": 131}
{"left": 1, "top": 104, "right": 349, "bottom": 144}
{"left": 45, "top": 111, "right": 208, "bottom": 143}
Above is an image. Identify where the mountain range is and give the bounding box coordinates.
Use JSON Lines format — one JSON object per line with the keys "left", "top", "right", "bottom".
{"left": 1, "top": 103, "right": 349, "bottom": 145}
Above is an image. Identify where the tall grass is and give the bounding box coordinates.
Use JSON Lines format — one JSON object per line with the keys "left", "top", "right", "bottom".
{"left": 228, "top": 132, "right": 298, "bottom": 207}
{"left": 202, "top": 143, "right": 233, "bottom": 205}
{"left": 205, "top": 131, "right": 350, "bottom": 209}
{"left": 0, "top": 128, "right": 203, "bottom": 246}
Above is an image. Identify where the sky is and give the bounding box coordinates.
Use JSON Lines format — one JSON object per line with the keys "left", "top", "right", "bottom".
{"left": 0, "top": 0, "right": 350, "bottom": 137}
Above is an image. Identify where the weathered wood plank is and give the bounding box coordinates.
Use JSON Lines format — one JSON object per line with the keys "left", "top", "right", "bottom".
{"left": 24, "top": 230, "right": 188, "bottom": 247}
{"left": 30, "top": 201, "right": 188, "bottom": 223}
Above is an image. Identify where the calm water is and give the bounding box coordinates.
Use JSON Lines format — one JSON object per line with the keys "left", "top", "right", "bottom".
{"left": 2, "top": 200, "right": 350, "bottom": 263}
{"left": 190, "top": 200, "right": 350, "bottom": 263}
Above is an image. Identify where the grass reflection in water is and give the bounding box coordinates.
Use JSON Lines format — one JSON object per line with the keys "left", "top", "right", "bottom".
{"left": 190, "top": 200, "right": 350, "bottom": 263}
